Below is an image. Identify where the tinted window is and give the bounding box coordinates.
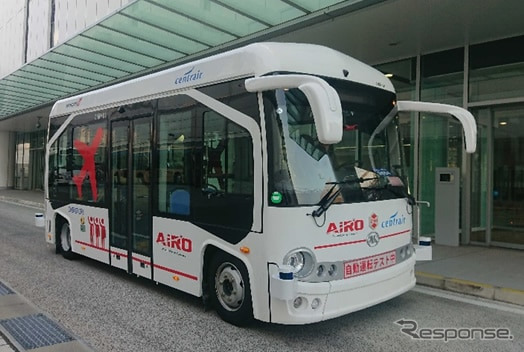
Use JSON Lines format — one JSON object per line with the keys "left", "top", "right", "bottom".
{"left": 48, "top": 114, "right": 108, "bottom": 205}
{"left": 156, "top": 94, "right": 254, "bottom": 243}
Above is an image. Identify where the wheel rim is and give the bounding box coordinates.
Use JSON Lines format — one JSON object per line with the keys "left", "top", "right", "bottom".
{"left": 215, "top": 262, "right": 244, "bottom": 311}
{"left": 60, "top": 224, "right": 71, "bottom": 252}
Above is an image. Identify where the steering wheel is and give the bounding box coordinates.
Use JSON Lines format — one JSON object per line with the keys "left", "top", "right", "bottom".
{"left": 204, "top": 184, "right": 218, "bottom": 191}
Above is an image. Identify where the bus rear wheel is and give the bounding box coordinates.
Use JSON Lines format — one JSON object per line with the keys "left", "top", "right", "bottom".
{"left": 58, "top": 222, "right": 76, "bottom": 260}
{"left": 209, "top": 251, "right": 253, "bottom": 326}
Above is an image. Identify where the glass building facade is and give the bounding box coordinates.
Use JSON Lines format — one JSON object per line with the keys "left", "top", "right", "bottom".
{"left": 375, "top": 35, "right": 524, "bottom": 249}
{"left": 14, "top": 130, "right": 45, "bottom": 190}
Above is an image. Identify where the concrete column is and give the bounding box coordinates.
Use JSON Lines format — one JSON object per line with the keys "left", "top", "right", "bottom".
{"left": 9, "top": 131, "right": 15, "bottom": 188}
{"left": 0, "top": 131, "right": 15, "bottom": 189}
{"left": 0, "top": 131, "right": 10, "bottom": 188}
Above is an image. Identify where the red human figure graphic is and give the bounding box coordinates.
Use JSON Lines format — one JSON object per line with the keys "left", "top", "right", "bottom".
{"left": 88, "top": 216, "right": 106, "bottom": 248}
{"left": 73, "top": 128, "right": 104, "bottom": 201}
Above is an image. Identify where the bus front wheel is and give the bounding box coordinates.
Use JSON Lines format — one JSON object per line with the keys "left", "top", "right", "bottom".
{"left": 58, "top": 222, "right": 76, "bottom": 260}
{"left": 209, "top": 251, "right": 253, "bottom": 326}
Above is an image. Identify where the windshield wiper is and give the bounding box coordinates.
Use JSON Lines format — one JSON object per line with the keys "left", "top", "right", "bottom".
{"left": 311, "top": 177, "right": 379, "bottom": 218}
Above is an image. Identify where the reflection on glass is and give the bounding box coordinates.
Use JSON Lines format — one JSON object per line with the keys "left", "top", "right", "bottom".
{"left": 492, "top": 105, "right": 524, "bottom": 245}
{"left": 132, "top": 120, "right": 152, "bottom": 256}
{"left": 111, "top": 124, "right": 128, "bottom": 249}
{"left": 375, "top": 58, "right": 416, "bottom": 196}
{"left": 421, "top": 48, "right": 463, "bottom": 106}
{"left": 470, "top": 109, "right": 489, "bottom": 243}
{"left": 469, "top": 36, "right": 524, "bottom": 102}
{"left": 266, "top": 78, "right": 409, "bottom": 208}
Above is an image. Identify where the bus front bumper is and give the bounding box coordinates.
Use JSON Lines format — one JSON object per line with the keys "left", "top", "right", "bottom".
{"left": 268, "top": 255, "right": 416, "bottom": 325}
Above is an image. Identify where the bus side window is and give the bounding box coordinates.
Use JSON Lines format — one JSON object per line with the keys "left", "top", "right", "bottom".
{"left": 50, "top": 126, "right": 73, "bottom": 201}
{"left": 197, "top": 111, "right": 254, "bottom": 235}
{"left": 156, "top": 93, "right": 254, "bottom": 242}
{"left": 71, "top": 122, "right": 107, "bottom": 203}
{"left": 156, "top": 95, "right": 199, "bottom": 215}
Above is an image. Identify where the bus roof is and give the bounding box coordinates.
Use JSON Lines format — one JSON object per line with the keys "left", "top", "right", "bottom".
{"left": 50, "top": 42, "right": 394, "bottom": 118}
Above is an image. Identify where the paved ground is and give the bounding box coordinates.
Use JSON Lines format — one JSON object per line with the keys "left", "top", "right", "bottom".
{"left": 415, "top": 244, "right": 524, "bottom": 305}
{"left": 417, "top": 245, "right": 524, "bottom": 290}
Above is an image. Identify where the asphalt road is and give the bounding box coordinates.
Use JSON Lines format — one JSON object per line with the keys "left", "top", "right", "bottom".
{"left": 0, "top": 200, "right": 523, "bottom": 352}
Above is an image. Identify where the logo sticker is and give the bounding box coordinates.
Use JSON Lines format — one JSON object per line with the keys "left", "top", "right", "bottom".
{"left": 174, "top": 67, "right": 203, "bottom": 85}
{"left": 326, "top": 219, "right": 364, "bottom": 237}
{"left": 65, "top": 97, "right": 83, "bottom": 108}
{"left": 80, "top": 216, "right": 86, "bottom": 232}
{"left": 88, "top": 216, "right": 106, "bottom": 248}
{"left": 381, "top": 211, "right": 407, "bottom": 228}
{"left": 156, "top": 232, "right": 193, "bottom": 257}
{"left": 366, "top": 232, "right": 380, "bottom": 247}
{"left": 373, "top": 168, "right": 392, "bottom": 176}
{"left": 369, "top": 213, "right": 378, "bottom": 230}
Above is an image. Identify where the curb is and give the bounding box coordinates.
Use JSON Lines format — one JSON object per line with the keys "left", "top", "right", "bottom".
{"left": 0, "top": 197, "right": 43, "bottom": 210}
{"left": 1, "top": 332, "right": 16, "bottom": 352}
{"left": 415, "top": 271, "right": 524, "bottom": 306}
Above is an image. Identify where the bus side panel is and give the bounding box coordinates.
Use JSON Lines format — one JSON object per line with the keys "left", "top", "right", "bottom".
{"left": 152, "top": 216, "right": 270, "bottom": 321}
{"left": 109, "top": 246, "right": 128, "bottom": 272}
{"left": 56, "top": 204, "right": 110, "bottom": 265}
{"left": 152, "top": 216, "right": 204, "bottom": 296}
{"left": 44, "top": 200, "right": 56, "bottom": 245}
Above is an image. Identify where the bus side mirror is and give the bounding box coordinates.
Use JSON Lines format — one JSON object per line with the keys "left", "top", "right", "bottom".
{"left": 245, "top": 74, "right": 343, "bottom": 144}
{"left": 397, "top": 101, "right": 477, "bottom": 153}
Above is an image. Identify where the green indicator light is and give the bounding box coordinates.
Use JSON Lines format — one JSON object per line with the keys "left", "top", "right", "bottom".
{"left": 271, "top": 191, "right": 282, "bottom": 204}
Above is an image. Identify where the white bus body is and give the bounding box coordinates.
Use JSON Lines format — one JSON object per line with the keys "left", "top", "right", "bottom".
{"left": 44, "top": 42, "right": 476, "bottom": 325}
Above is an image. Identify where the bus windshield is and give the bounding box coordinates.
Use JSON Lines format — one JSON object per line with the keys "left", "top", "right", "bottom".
{"left": 265, "top": 77, "right": 408, "bottom": 207}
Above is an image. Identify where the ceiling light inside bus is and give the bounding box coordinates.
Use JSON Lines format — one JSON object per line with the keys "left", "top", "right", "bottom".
{"left": 283, "top": 249, "right": 315, "bottom": 278}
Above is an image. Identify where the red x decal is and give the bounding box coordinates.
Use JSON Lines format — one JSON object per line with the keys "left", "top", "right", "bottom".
{"left": 73, "top": 128, "right": 104, "bottom": 201}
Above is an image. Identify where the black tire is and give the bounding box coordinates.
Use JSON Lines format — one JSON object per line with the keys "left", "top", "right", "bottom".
{"left": 208, "top": 251, "right": 253, "bottom": 326}
{"left": 58, "top": 222, "right": 76, "bottom": 260}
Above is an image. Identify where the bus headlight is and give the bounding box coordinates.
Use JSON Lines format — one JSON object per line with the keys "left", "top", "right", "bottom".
{"left": 283, "top": 249, "right": 315, "bottom": 278}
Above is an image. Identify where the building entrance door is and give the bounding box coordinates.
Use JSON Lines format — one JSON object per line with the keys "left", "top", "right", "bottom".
{"left": 417, "top": 113, "right": 463, "bottom": 237}
{"left": 472, "top": 104, "right": 524, "bottom": 248}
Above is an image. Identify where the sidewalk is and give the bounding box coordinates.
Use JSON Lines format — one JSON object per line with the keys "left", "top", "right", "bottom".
{"left": 0, "top": 189, "right": 44, "bottom": 210}
{"left": 0, "top": 280, "right": 94, "bottom": 352}
{"left": 0, "top": 189, "right": 94, "bottom": 352}
{"left": 415, "top": 244, "right": 524, "bottom": 305}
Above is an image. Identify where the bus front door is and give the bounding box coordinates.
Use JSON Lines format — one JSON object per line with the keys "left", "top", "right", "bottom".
{"left": 110, "top": 117, "right": 153, "bottom": 279}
